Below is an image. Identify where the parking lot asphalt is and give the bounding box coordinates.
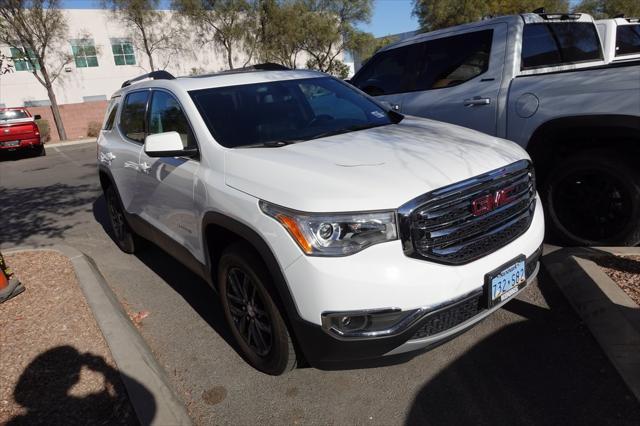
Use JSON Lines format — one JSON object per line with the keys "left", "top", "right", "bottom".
{"left": 2, "top": 143, "right": 639, "bottom": 425}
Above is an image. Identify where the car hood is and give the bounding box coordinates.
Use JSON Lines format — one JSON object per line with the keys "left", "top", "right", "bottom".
{"left": 224, "top": 116, "right": 529, "bottom": 212}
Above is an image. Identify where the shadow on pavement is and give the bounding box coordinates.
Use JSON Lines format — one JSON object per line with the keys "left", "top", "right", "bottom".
{"left": 405, "top": 269, "right": 640, "bottom": 425}
{"left": 7, "top": 345, "right": 152, "bottom": 426}
{"left": 0, "top": 183, "right": 97, "bottom": 246}
{"left": 92, "top": 196, "right": 238, "bottom": 354}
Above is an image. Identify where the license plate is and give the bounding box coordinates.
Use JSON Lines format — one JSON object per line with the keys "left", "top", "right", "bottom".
{"left": 485, "top": 256, "right": 526, "bottom": 307}
{"left": 1, "top": 140, "right": 19, "bottom": 147}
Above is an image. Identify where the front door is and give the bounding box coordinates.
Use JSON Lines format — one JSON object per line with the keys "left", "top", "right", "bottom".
{"left": 399, "top": 24, "right": 507, "bottom": 136}
{"left": 135, "top": 90, "right": 202, "bottom": 260}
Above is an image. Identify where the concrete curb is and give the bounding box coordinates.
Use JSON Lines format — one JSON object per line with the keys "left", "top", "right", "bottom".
{"left": 45, "top": 138, "right": 96, "bottom": 148}
{"left": 541, "top": 246, "right": 640, "bottom": 402}
{"left": 4, "top": 245, "right": 192, "bottom": 426}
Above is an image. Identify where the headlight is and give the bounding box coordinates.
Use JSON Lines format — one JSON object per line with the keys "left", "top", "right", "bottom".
{"left": 259, "top": 200, "right": 398, "bottom": 256}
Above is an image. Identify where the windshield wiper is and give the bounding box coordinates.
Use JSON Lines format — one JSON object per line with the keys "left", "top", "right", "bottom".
{"left": 308, "top": 123, "right": 388, "bottom": 141}
{"left": 242, "top": 140, "right": 299, "bottom": 148}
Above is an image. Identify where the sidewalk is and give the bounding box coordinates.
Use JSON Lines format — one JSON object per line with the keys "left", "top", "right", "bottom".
{"left": 1, "top": 246, "right": 192, "bottom": 425}
{"left": 45, "top": 138, "right": 96, "bottom": 148}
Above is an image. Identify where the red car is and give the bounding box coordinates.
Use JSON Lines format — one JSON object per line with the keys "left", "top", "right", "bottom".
{"left": 0, "top": 108, "right": 45, "bottom": 156}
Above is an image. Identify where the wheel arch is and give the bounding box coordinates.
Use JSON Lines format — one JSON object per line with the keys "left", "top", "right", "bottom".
{"left": 526, "top": 114, "right": 640, "bottom": 184}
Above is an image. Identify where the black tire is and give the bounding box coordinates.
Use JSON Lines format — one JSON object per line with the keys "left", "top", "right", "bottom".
{"left": 104, "top": 185, "right": 139, "bottom": 253}
{"left": 218, "top": 242, "right": 297, "bottom": 375}
{"left": 37, "top": 145, "right": 46, "bottom": 156}
{"left": 543, "top": 153, "right": 640, "bottom": 246}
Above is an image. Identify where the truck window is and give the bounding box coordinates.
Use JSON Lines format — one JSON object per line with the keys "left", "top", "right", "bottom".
{"left": 521, "top": 22, "right": 603, "bottom": 69}
{"left": 351, "top": 44, "right": 415, "bottom": 96}
{"left": 616, "top": 24, "right": 640, "bottom": 56}
{"left": 414, "top": 29, "right": 492, "bottom": 90}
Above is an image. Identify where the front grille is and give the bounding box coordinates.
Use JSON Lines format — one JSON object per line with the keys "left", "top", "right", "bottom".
{"left": 411, "top": 293, "right": 483, "bottom": 339}
{"left": 398, "top": 160, "right": 536, "bottom": 265}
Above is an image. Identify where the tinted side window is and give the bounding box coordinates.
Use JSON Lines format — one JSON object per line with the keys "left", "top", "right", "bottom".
{"left": 120, "top": 91, "right": 149, "bottom": 142}
{"left": 352, "top": 44, "right": 414, "bottom": 96}
{"left": 102, "top": 98, "right": 119, "bottom": 130}
{"left": 522, "top": 23, "right": 603, "bottom": 69}
{"left": 148, "top": 91, "right": 196, "bottom": 148}
{"left": 414, "top": 30, "right": 492, "bottom": 91}
{"left": 616, "top": 24, "right": 640, "bottom": 56}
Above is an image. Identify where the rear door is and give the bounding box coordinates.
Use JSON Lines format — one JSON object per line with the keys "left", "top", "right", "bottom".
{"left": 135, "top": 89, "right": 202, "bottom": 258}
{"left": 104, "top": 91, "right": 148, "bottom": 213}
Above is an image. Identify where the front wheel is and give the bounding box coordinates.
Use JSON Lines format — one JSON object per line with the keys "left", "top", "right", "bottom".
{"left": 543, "top": 153, "right": 640, "bottom": 246}
{"left": 218, "top": 243, "right": 297, "bottom": 375}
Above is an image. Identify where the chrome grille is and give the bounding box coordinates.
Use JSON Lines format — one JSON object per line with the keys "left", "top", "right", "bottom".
{"left": 398, "top": 160, "right": 536, "bottom": 265}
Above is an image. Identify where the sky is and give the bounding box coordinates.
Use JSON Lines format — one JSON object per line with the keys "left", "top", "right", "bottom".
{"left": 60, "top": 0, "right": 419, "bottom": 38}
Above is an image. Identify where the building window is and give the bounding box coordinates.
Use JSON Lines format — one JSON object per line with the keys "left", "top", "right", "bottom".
{"left": 9, "top": 47, "right": 39, "bottom": 71}
{"left": 111, "top": 39, "right": 136, "bottom": 66}
{"left": 71, "top": 39, "right": 99, "bottom": 68}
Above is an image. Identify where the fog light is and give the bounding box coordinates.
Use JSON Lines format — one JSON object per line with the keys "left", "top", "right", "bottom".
{"left": 321, "top": 308, "right": 420, "bottom": 339}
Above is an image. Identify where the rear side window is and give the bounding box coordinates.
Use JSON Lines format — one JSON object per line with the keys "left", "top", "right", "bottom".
{"left": 119, "top": 91, "right": 149, "bottom": 143}
{"left": 102, "top": 98, "right": 119, "bottom": 130}
{"left": 616, "top": 24, "right": 640, "bottom": 56}
{"left": 521, "top": 23, "right": 603, "bottom": 69}
{"left": 148, "top": 91, "right": 196, "bottom": 148}
{"left": 353, "top": 29, "right": 493, "bottom": 96}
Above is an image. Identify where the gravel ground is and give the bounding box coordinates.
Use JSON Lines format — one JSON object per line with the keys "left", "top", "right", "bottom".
{"left": 0, "top": 251, "right": 137, "bottom": 425}
{"left": 597, "top": 254, "right": 640, "bottom": 306}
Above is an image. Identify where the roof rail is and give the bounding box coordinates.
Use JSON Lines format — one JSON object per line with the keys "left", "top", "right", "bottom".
{"left": 121, "top": 70, "right": 175, "bottom": 88}
{"left": 188, "top": 62, "right": 292, "bottom": 79}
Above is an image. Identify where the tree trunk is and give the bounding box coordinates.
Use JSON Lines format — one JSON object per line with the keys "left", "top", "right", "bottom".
{"left": 140, "top": 25, "right": 155, "bottom": 71}
{"left": 41, "top": 72, "right": 67, "bottom": 141}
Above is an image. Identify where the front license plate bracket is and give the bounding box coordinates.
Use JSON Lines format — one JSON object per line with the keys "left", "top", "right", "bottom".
{"left": 484, "top": 255, "right": 526, "bottom": 308}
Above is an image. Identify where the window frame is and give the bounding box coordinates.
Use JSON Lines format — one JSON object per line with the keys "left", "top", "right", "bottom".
{"left": 118, "top": 89, "right": 151, "bottom": 145}
{"left": 10, "top": 47, "right": 39, "bottom": 72}
{"left": 352, "top": 28, "right": 494, "bottom": 96}
{"left": 71, "top": 39, "right": 100, "bottom": 68}
{"left": 615, "top": 24, "right": 640, "bottom": 57}
{"left": 520, "top": 22, "right": 604, "bottom": 71}
{"left": 102, "top": 96, "right": 121, "bottom": 131}
{"left": 146, "top": 88, "right": 200, "bottom": 156}
{"left": 111, "top": 38, "right": 136, "bottom": 66}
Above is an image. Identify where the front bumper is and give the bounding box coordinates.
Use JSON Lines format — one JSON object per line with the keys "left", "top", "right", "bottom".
{"left": 289, "top": 249, "right": 540, "bottom": 368}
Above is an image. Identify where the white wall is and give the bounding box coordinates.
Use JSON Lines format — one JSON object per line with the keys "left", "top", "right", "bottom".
{"left": 0, "top": 9, "right": 288, "bottom": 107}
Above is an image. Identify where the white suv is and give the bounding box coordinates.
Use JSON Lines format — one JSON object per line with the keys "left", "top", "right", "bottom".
{"left": 97, "top": 65, "right": 544, "bottom": 375}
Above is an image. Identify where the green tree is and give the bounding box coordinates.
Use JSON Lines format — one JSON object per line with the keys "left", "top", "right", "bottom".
{"left": 300, "top": 0, "right": 374, "bottom": 76}
{"left": 412, "top": 0, "right": 569, "bottom": 32}
{"left": 257, "top": 0, "right": 308, "bottom": 68}
{"left": 0, "top": 0, "right": 70, "bottom": 140}
{"left": 573, "top": 0, "right": 640, "bottom": 18}
{"left": 173, "top": 0, "right": 260, "bottom": 69}
{"left": 103, "top": 0, "right": 183, "bottom": 71}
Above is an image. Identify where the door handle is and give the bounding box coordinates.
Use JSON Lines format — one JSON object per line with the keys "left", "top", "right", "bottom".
{"left": 139, "top": 161, "right": 151, "bottom": 174}
{"left": 464, "top": 97, "right": 491, "bottom": 107}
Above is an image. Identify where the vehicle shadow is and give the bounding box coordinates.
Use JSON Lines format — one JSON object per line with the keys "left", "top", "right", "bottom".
{"left": 6, "top": 345, "right": 152, "bottom": 425}
{"left": 405, "top": 267, "right": 640, "bottom": 425}
{"left": 92, "top": 195, "right": 238, "bottom": 354}
{"left": 0, "top": 183, "right": 98, "bottom": 246}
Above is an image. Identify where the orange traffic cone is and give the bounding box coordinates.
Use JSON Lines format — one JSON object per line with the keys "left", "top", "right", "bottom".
{"left": 0, "top": 252, "right": 24, "bottom": 303}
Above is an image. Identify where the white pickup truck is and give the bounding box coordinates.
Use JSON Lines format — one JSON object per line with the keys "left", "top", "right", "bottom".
{"left": 596, "top": 17, "right": 640, "bottom": 62}
{"left": 351, "top": 11, "right": 640, "bottom": 246}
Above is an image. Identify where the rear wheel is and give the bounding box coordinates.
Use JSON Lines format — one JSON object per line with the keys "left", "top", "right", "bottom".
{"left": 543, "top": 153, "right": 640, "bottom": 246}
{"left": 218, "top": 243, "right": 297, "bottom": 375}
{"left": 105, "top": 185, "right": 140, "bottom": 253}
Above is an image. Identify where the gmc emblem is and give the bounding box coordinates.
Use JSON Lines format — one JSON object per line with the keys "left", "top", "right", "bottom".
{"left": 471, "top": 187, "right": 517, "bottom": 216}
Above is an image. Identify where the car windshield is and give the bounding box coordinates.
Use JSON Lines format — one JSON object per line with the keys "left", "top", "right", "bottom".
{"left": 0, "top": 110, "right": 29, "bottom": 121}
{"left": 189, "top": 77, "right": 396, "bottom": 148}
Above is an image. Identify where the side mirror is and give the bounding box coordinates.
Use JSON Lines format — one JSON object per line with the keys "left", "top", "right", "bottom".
{"left": 144, "top": 131, "right": 198, "bottom": 158}
{"left": 34, "top": 114, "right": 42, "bottom": 120}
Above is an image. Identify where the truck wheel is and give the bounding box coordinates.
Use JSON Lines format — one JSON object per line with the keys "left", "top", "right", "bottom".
{"left": 104, "top": 185, "right": 139, "bottom": 253}
{"left": 218, "top": 242, "right": 297, "bottom": 375}
{"left": 543, "top": 153, "right": 640, "bottom": 246}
